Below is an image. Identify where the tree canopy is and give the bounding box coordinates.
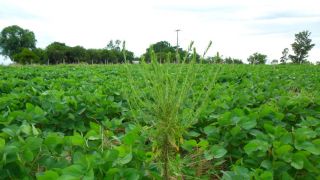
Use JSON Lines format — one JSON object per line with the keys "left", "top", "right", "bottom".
{"left": 1, "top": 25, "right": 317, "bottom": 65}
{"left": 247, "top": 52, "right": 267, "bottom": 64}
{"left": 0, "top": 25, "right": 36, "bottom": 61}
{"left": 289, "top": 30, "right": 315, "bottom": 64}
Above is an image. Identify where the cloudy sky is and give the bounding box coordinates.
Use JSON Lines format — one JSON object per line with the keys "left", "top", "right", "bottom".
{"left": 1, "top": 0, "right": 319, "bottom": 64}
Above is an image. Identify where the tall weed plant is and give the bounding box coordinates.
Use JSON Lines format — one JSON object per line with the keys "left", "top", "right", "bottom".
{"left": 123, "top": 41, "right": 219, "bottom": 179}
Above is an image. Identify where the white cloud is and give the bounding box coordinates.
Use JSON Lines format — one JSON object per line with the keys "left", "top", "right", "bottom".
{"left": 0, "top": 0, "right": 319, "bottom": 63}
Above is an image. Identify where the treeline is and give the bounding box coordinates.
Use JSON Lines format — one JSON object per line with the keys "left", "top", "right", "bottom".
{"left": 11, "top": 41, "right": 135, "bottom": 65}
{"left": 0, "top": 25, "right": 318, "bottom": 65}
{"left": 0, "top": 25, "right": 134, "bottom": 65}
{"left": 144, "top": 41, "right": 244, "bottom": 64}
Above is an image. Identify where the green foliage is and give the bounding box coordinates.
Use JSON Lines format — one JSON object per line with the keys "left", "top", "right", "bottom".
{"left": 0, "top": 64, "right": 320, "bottom": 179}
{"left": 247, "top": 52, "right": 267, "bottom": 64}
{"left": 46, "top": 42, "right": 68, "bottom": 64}
{"left": 12, "top": 48, "right": 39, "bottom": 64}
{"left": 289, "top": 30, "right": 315, "bottom": 64}
{"left": 280, "top": 48, "right": 289, "bottom": 64}
{"left": 124, "top": 42, "right": 218, "bottom": 178}
{"left": 224, "top": 57, "right": 243, "bottom": 64}
{"left": 143, "top": 41, "right": 197, "bottom": 63}
{"left": 0, "top": 25, "right": 36, "bottom": 61}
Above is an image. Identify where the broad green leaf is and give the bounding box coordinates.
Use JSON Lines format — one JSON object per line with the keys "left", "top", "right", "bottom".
{"left": 260, "top": 171, "right": 273, "bottom": 180}
{"left": 187, "top": 130, "right": 200, "bottom": 137}
{"left": 62, "top": 165, "right": 84, "bottom": 177}
{"left": 198, "top": 139, "right": 209, "bottom": 150}
{"left": 210, "top": 145, "right": 227, "bottom": 158}
{"left": 85, "top": 130, "right": 100, "bottom": 141}
{"left": 275, "top": 144, "right": 293, "bottom": 156}
{"left": 68, "top": 134, "right": 84, "bottom": 146}
{"left": 260, "top": 160, "right": 272, "bottom": 169}
{"left": 244, "top": 139, "right": 269, "bottom": 155}
{"left": 25, "top": 137, "right": 43, "bottom": 150}
{"left": 181, "top": 139, "right": 197, "bottom": 152}
{"left": 116, "top": 152, "right": 132, "bottom": 165}
{"left": 295, "top": 127, "right": 317, "bottom": 140}
{"left": 0, "top": 138, "right": 5, "bottom": 151}
{"left": 217, "top": 112, "right": 232, "bottom": 126}
{"left": 290, "top": 153, "right": 304, "bottom": 169}
{"left": 45, "top": 133, "right": 64, "bottom": 149}
{"left": 203, "top": 125, "right": 218, "bottom": 136}
{"left": 22, "top": 149, "right": 34, "bottom": 162}
{"left": 239, "top": 117, "right": 256, "bottom": 130}
{"left": 37, "top": 170, "right": 59, "bottom": 180}
{"left": 231, "top": 126, "right": 241, "bottom": 136}
{"left": 296, "top": 141, "right": 320, "bottom": 155}
{"left": 123, "top": 131, "right": 138, "bottom": 145}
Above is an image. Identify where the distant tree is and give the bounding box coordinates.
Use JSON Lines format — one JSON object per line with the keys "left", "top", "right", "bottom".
{"left": 68, "top": 46, "right": 86, "bottom": 63}
{"left": 247, "top": 52, "right": 267, "bottom": 64}
{"left": 289, "top": 30, "right": 315, "bottom": 64}
{"left": 12, "top": 48, "right": 39, "bottom": 64}
{"left": 46, "top": 42, "right": 69, "bottom": 64}
{"left": 106, "top": 40, "right": 122, "bottom": 51}
{"left": 0, "top": 25, "right": 36, "bottom": 61}
{"left": 33, "top": 48, "right": 48, "bottom": 64}
{"left": 271, "top": 59, "right": 279, "bottom": 64}
{"left": 212, "top": 52, "right": 223, "bottom": 64}
{"left": 233, "top": 59, "right": 244, "bottom": 64}
{"left": 106, "top": 40, "right": 114, "bottom": 50}
{"left": 280, "top": 48, "right": 289, "bottom": 64}
{"left": 316, "top": 61, "right": 320, "bottom": 65}
{"left": 224, "top": 57, "right": 243, "bottom": 64}
{"left": 86, "top": 49, "right": 101, "bottom": 64}
{"left": 114, "top": 40, "right": 121, "bottom": 51}
{"left": 122, "top": 50, "right": 134, "bottom": 63}
{"left": 144, "top": 41, "right": 176, "bottom": 63}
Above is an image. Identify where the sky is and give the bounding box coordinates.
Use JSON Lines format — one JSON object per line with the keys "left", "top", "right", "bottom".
{"left": 1, "top": 0, "right": 320, "bottom": 64}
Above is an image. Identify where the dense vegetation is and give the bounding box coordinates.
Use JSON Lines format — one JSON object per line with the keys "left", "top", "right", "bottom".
{"left": 0, "top": 25, "right": 317, "bottom": 65}
{"left": 0, "top": 64, "right": 320, "bottom": 179}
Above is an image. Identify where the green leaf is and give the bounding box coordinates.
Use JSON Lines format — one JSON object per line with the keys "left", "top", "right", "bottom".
{"left": 181, "top": 139, "right": 197, "bottom": 152}
{"left": 231, "top": 126, "right": 241, "bottom": 136}
{"left": 37, "top": 170, "right": 59, "bottom": 180}
{"left": 123, "top": 131, "right": 138, "bottom": 145}
{"left": 204, "top": 150, "right": 213, "bottom": 160}
{"left": 117, "top": 152, "right": 132, "bottom": 165}
{"left": 217, "top": 112, "right": 232, "bottom": 126}
{"left": 260, "top": 160, "right": 272, "bottom": 169}
{"left": 275, "top": 144, "right": 293, "bottom": 156}
{"left": 239, "top": 117, "right": 256, "bottom": 130}
{"left": 187, "top": 130, "right": 200, "bottom": 137}
{"left": 85, "top": 130, "right": 100, "bottom": 141}
{"left": 203, "top": 125, "right": 218, "bottom": 136}
{"left": 104, "top": 149, "right": 119, "bottom": 162}
{"left": 244, "top": 139, "right": 269, "bottom": 155}
{"left": 44, "top": 133, "right": 64, "bottom": 149}
{"left": 62, "top": 165, "right": 84, "bottom": 177}
{"left": 22, "top": 149, "right": 34, "bottom": 162}
{"left": 210, "top": 145, "right": 227, "bottom": 158}
{"left": 115, "top": 145, "right": 132, "bottom": 165}
{"left": 0, "top": 138, "right": 5, "bottom": 151}
{"left": 20, "top": 123, "right": 32, "bottom": 135}
{"left": 295, "top": 127, "right": 317, "bottom": 140}
{"left": 296, "top": 141, "right": 320, "bottom": 155}
{"left": 260, "top": 171, "right": 273, "bottom": 180}
{"left": 68, "top": 134, "right": 84, "bottom": 146}
{"left": 25, "top": 137, "right": 43, "bottom": 150}
{"left": 290, "top": 153, "right": 304, "bottom": 169}
{"left": 123, "top": 168, "right": 140, "bottom": 180}
{"left": 32, "top": 124, "right": 40, "bottom": 136}
{"left": 198, "top": 139, "right": 209, "bottom": 150}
